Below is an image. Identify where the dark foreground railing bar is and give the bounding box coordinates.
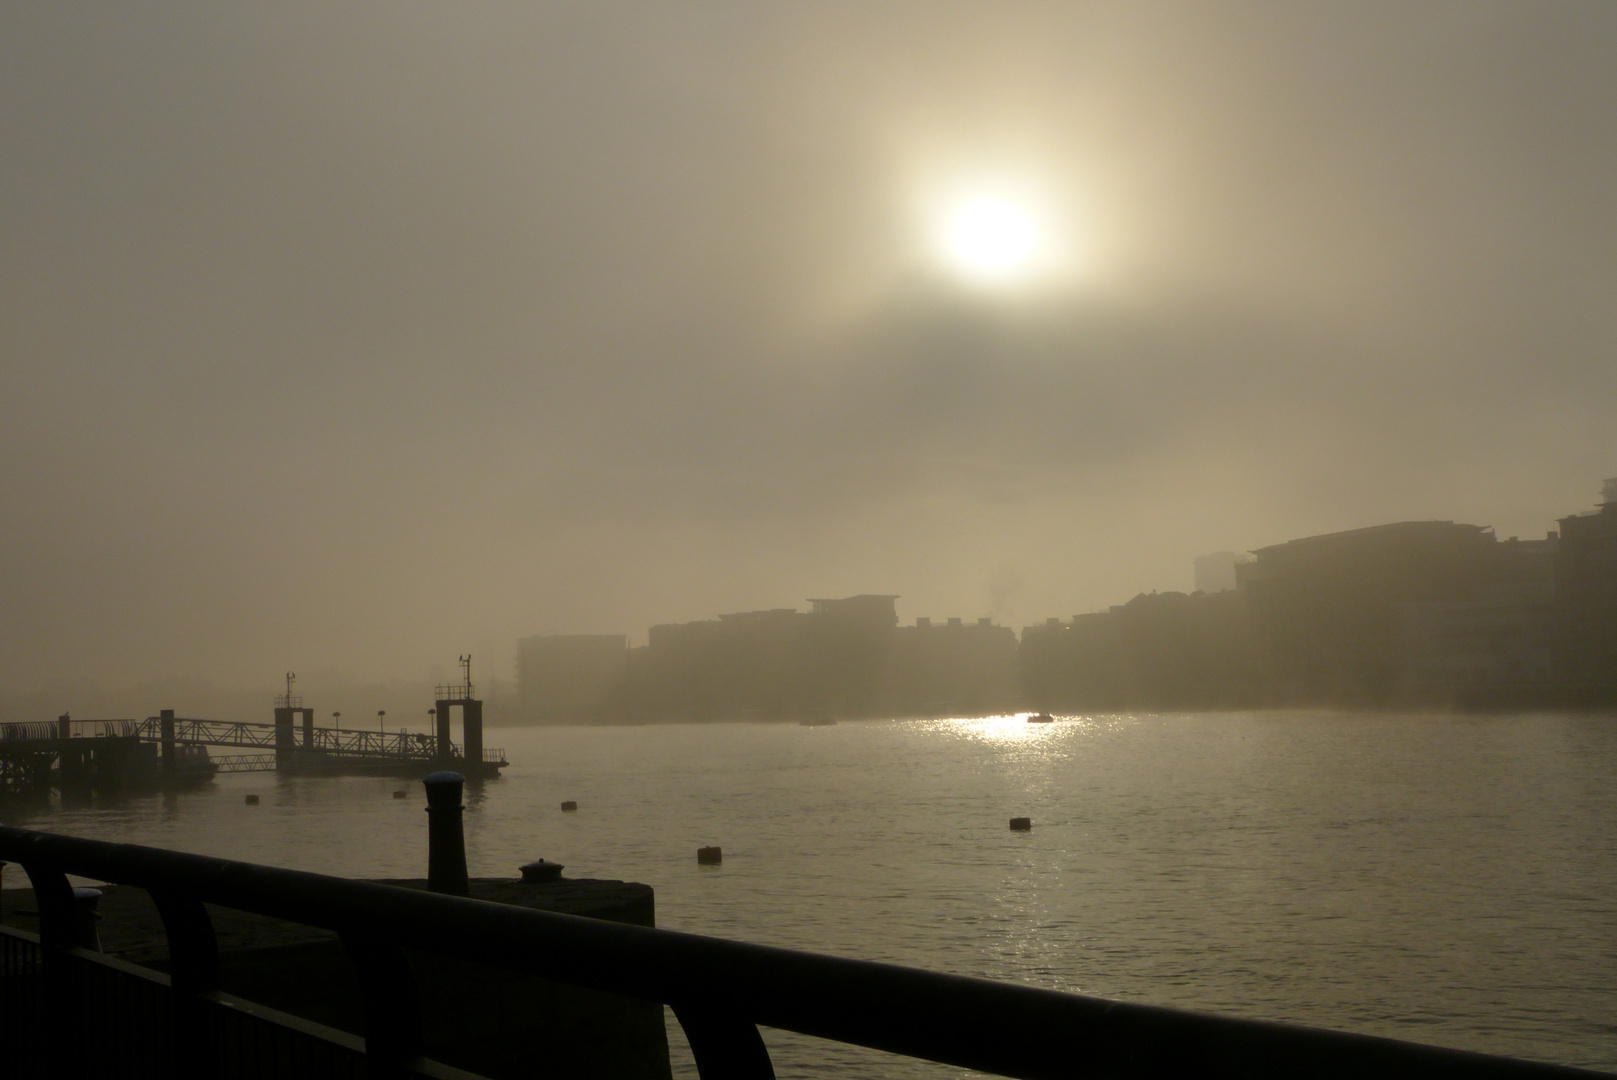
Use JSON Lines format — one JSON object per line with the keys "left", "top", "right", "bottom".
{"left": 0, "top": 920, "right": 485, "bottom": 1080}
{"left": 1, "top": 824, "right": 1609, "bottom": 1080}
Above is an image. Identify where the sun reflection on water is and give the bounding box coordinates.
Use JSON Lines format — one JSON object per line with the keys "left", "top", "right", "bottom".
{"left": 917, "top": 711, "right": 1120, "bottom": 750}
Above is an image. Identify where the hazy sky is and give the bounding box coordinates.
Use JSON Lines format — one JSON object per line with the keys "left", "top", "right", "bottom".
{"left": 3, "top": 2, "right": 1614, "bottom": 697}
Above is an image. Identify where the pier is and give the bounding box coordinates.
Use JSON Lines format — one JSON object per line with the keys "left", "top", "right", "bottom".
{"left": 0, "top": 664, "right": 506, "bottom": 797}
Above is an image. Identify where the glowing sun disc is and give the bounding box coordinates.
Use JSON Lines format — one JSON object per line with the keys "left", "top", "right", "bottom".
{"left": 947, "top": 198, "right": 1037, "bottom": 278}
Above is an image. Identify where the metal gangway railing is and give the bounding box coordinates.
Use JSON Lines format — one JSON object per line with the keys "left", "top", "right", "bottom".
{"left": 128, "top": 716, "right": 447, "bottom": 760}
{"left": 0, "top": 718, "right": 230, "bottom": 744}
{"left": 0, "top": 717, "right": 500, "bottom": 766}
{"left": 0, "top": 824, "right": 1606, "bottom": 1080}
{"left": 0, "top": 722, "right": 68, "bottom": 743}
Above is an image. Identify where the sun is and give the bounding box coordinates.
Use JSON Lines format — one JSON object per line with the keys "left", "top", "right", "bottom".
{"left": 944, "top": 197, "right": 1039, "bottom": 283}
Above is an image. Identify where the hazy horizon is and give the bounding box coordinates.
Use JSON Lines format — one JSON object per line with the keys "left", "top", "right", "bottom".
{"left": 5, "top": 3, "right": 1614, "bottom": 700}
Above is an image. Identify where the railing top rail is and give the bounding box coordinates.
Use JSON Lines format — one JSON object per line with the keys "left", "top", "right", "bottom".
{"left": 0, "top": 825, "right": 1601, "bottom": 1080}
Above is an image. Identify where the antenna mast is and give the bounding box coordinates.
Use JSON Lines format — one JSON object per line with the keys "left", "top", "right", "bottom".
{"left": 276, "top": 671, "right": 302, "bottom": 709}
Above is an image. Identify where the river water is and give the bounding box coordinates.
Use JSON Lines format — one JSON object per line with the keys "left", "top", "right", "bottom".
{"left": 5, "top": 712, "right": 1616, "bottom": 1076}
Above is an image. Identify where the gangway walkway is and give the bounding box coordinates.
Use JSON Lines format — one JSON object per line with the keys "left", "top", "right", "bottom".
{"left": 0, "top": 715, "right": 506, "bottom": 793}
{"left": 127, "top": 716, "right": 454, "bottom": 762}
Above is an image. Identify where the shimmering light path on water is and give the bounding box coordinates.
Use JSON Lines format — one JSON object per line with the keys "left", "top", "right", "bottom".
{"left": 5, "top": 712, "right": 1616, "bottom": 1077}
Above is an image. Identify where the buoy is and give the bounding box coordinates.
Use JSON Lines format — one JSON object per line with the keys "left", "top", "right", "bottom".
{"left": 1009, "top": 817, "right": 1032, "bottom": 831}
{"left": 697, "top": 845, "right": 722, "bottom": 865}
{"left": 560, "top": 800, "right": 578, "bottom": 812}
{"left": 244, "top": 794, "right": 259, "bottom": 806}
{"left": 519, "top": 859, "right": 565, "bottom": 883}
{"left": 392, "top": 790, "right": 408, "bottom": 799}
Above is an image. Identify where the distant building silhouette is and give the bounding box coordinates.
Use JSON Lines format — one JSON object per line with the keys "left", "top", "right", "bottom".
{"left": 887, "top": 616, "right": 1018, "bottom": 716}
{"left": 636, "top": 608, "right": 808, "bottom": 721}
{"left": 1193, "top": 551, "right": 1252, "bottom": 594}
{"left": 518, "top": 480, "right": 1617, "bottom": 720}
{"left": 520, "top": 595, "right": 1022, "bottom": 723}
{"left": 1554, "top": 478, "right": 1617, "bottom": 686}
{"left": 1024, "top": 497, "right": 1607, "bottom": 711}
{"left": 517, "top": 634, "right": 628, "bottom": 723}
{"left": 1020, "top": 590, "right": 1258, "bottom": 710}
{"left": 628, "top": 595, "right": 903, "bottom": 721}
{"left": 1392, "top": 535, "right": 1558, "bottom": 689}
{"left": 1237, "top": 521, "right": 1521, "bottom": 702}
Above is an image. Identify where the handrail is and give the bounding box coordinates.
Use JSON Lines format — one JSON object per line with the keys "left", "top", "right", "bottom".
{"left": 0, "top": 722, "right": 61, "bottom": 741}
{"left": 0, "top": 824, "right": 1606, "bottom": 1080}
{"left": 130, "top": 716, "right": 449, "bottom": 759}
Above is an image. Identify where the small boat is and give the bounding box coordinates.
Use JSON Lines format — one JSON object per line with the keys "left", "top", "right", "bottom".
{"left": 1027, "top": 712, "right": 1055, "bottom": 724}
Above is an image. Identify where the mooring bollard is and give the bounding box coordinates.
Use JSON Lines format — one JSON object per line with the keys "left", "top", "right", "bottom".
{"left": 1009, "top": 817, "right": 1032, "bottom": 831}
{"left": 72, "top": 887, "right": 104, "bottom": 952}
{"left": 697, "top": 845, "right": 722, "bottom": 865}
{"left": 519, "top": 859, "right": 564, "bottom": 883}
{"left": 423, "top": 771, "right": 469, "bottom": 896}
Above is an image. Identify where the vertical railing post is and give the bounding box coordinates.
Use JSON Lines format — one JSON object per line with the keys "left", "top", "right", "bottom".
{"left": 340, "top": 932, "right": 426, "bottom": 1077}
{"left": 20, "top": 860, "right": 84, "bottom": 1074}
{"left": 151, "top": 890, "right": 221, "bottom": 1080}
{"left": 672, "top": 1005, "right": 778, "bottom": 1080}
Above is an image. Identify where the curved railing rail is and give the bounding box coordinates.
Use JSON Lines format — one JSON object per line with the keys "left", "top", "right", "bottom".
{"left": 0, "top": 825, "right": 1607, "bottom": 1080}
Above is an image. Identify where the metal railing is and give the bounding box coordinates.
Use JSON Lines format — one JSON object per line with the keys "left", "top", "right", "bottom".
{"left": 307, "top": 727, "right": 439, "bottom": 760}
{"left": 0, "top": 719, "right": 144, "bottom": 743}
{"left": 211, "top": 754, "right": 280, "bottom": 774}
{"left": 0, "top": 722, "right": 60, "bottom": 742}
{"left": 0, "top": 825, "right": 1606, "bottom": 1080}
{"left": 129, "top": 716, "right": 449, "bottom": 761}
{"left": 132, "top": 716, "right": 282, "bottom": 750}
{"left": 1, "top": 717, "right": 482, "bottom": 767}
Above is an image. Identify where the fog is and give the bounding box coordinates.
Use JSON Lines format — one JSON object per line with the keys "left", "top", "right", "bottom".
{"left": 3, "top": 3, "right": 1613, "bottom": 710}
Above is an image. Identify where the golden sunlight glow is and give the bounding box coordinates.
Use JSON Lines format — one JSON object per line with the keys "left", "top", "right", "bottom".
{"left": 946, "top": 198, "right": 1038, "bottom": 281}
{"left": 903, "top": 153, "right": 1092, "bottom": 295}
